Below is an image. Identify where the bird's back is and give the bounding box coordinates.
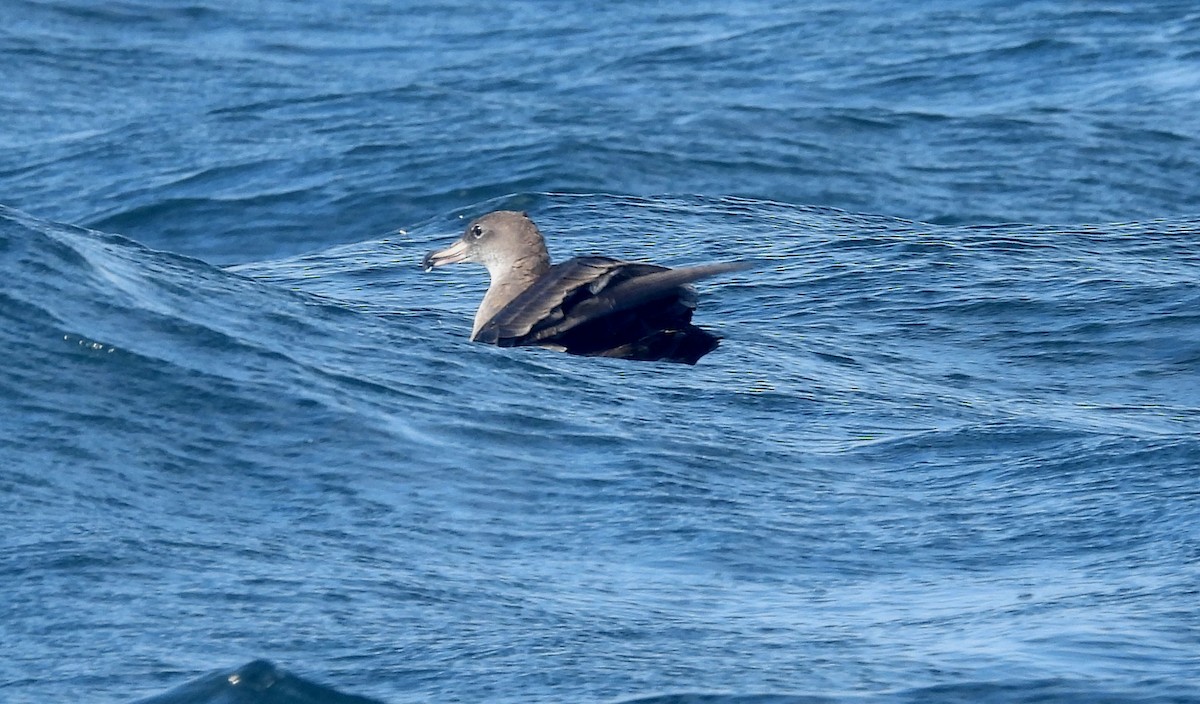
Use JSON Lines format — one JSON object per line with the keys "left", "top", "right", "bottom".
{"left": 475, "top": 256, "right": 738, "bottom": 364}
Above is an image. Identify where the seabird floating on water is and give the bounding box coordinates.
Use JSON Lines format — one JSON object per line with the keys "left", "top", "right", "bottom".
{"left": 421, "top": 210, "right": 747, "bottom": 364}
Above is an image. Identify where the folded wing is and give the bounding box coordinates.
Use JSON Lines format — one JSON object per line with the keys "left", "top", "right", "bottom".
{"left": 474, "top": 256, "right": 749, "bottom": 363}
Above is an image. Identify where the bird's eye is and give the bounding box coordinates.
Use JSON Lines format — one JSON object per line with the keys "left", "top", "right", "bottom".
{"left": 470, "top": 225, "right": 484, "bottom": 239}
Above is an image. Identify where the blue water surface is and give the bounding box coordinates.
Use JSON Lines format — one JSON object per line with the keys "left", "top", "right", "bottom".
{"left": 2, "top": 2, "right": 1198, "bottom": 703}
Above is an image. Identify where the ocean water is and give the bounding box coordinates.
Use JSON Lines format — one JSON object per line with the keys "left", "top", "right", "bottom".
{"left": 2, "top": 2, "right": 1199, "bottom": 703}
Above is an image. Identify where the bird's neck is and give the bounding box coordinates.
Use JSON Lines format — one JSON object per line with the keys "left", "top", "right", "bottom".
{"left": 471, "top": 254, "right": 551, "bottom": 339}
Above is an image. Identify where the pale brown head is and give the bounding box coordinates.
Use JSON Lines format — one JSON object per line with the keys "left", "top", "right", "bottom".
{"left": 421, "top": 210, "right": 551, "bottom": 280}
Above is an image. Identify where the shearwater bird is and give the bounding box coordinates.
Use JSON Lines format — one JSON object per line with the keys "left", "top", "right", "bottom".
{"left": 421, "top": 210, "right": 746, "bottom": 364}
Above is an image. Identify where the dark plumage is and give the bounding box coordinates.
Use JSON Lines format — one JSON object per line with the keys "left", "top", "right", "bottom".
{"left": 421, "top": 211, "right": 746, "bottom": 364}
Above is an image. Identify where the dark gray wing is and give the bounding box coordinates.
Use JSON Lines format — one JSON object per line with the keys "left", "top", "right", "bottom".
{"left": 475, "top": 256, "right": 750, "bottom": 345}
{"left": 472, "top": 257, "right": 643, "bottom": 344}
{"left": 523, "top": 260, "right": 750, "bottom": 343}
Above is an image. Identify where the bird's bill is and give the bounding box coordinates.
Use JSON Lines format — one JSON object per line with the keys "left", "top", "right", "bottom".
{"left": 421, "top": 238, "right": 471, "bottom": 272}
